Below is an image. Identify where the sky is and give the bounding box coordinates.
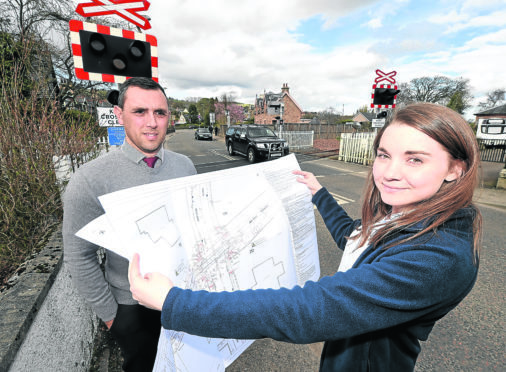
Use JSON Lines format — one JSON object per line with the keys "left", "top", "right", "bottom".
{"left": 82, "top": 0, "right": 506, "bottom": 118}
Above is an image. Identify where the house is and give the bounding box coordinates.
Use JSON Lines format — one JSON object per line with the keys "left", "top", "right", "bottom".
{"left": 352, "top": 111, "right": 376, "bottom": 126}
{"left": 254, "top": 83, "right": 303, "bottom": 124}
{"left": 474, "top": 104, "right": 506, "bottom": 122}
{"left": 474, "top": 104, "right": 506, "bottom": 143}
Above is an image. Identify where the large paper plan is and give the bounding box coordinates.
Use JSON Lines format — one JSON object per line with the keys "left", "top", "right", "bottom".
{"left": 77, "top": 154, "right": 320, "bottom": 371}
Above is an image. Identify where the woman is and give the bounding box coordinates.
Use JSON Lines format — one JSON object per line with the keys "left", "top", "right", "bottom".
{"left": 129, "top": 103, "right": 481, "bottom": 371}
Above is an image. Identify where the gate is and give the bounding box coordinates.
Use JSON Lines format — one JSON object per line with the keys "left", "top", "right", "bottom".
{"left": 478, "top": 139, "right": 506, "bottom": 163}
{"left": 338, "top": 132, "right": 375, "bottom": 165}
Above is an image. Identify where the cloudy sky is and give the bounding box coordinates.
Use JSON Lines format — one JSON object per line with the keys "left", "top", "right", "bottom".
{"left": 101, "top": 0, "right": 506, "bottom": 118}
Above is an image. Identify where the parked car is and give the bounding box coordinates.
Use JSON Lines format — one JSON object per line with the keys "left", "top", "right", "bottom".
{"left": 225, "top": 125, "right": 289, "bottom": 163}
{"left": 195, "top": 128, "right": 213, "bottom": 140}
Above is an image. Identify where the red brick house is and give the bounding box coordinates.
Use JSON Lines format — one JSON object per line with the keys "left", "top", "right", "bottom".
{"left": 254, "top": 83, "right": 303, "bottom": 124}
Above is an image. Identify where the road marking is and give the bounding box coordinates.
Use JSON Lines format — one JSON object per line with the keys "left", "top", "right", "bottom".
{"left": 211, "top": 149, "right": 236, "bottom": 161}
{"left": 306, "top": 159, "right": 369, "bottom": 178}
{"left": 329, "top": 192, "right": 355, "bottom": 204}
{"left": 314, "top": 192, "right": 355, "bottom": 209}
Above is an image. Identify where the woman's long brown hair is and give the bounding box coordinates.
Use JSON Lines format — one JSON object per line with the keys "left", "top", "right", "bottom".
{"left": 357, "top": 103, "right": 482, "bottom": 263}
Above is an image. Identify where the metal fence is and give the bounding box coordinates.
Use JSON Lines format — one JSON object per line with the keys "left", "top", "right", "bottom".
{"left": 338, "top": 132, "right": 376, "bottom": 165}
{"left": 281, "top": 122, "right": 366, "bottom": 140}
{"left": 277, "top": 131, "right": 314, "bottom": 149}
{"left": 478, "top": 139, "right": 506, "bottom": 163}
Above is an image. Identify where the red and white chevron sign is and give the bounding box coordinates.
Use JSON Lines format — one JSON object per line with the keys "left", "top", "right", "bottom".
{"left": 69, "top": 19, "right": 158, "bottom": 83}
{"left": 76, "top": 0, "right": 151, "bottom": 30}
{"left": 374, "top": 69, "right": 397, "bottom": 84}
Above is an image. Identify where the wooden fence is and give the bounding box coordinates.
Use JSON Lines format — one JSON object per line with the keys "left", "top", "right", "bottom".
{"left": 338, "top": 132, "right": 376, "bottom": 165}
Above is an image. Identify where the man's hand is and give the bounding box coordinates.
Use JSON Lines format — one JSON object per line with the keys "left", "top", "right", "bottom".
{"left": 128, "top": 253, "right": 173, "bottom": 311}
{"left": 293, "top": 170, "right": 323, "bottom": 195}
{"left": 104, "top": 319, "right": 114, "bottom": 329}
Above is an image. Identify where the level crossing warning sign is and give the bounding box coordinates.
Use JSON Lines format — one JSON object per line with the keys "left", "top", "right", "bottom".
{"left": 75, "top": 0, "right": 152, "bottom": 30}
{"left": 69, "top": 19, "right": 158, "bottom": 83}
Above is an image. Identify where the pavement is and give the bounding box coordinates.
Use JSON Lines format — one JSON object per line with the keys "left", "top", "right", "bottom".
{"left": 475, "top": 161, "right": 506, "bottom": 209}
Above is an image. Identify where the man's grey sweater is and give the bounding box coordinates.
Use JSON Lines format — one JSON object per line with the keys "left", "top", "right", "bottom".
{"left": 63, "top": 142, "right": 196, "bottom": 321}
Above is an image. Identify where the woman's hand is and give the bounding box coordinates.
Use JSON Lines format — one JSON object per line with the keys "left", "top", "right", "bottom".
{"left": 128, "top": 253, "right": 174, "bottom": 311}
{"left": 293, "top": 170, "right": 323, "bottom": 195}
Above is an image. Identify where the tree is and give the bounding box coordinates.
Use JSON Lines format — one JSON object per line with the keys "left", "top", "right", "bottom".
{"left": 196, "top": 97, "right": 216, "bottom": 126}
{"left": 478, "top": 89, "right": 505, "bottom": 110}
{"left": 0, "top": 32, "right": 35, "bottom": 95}
{"left": 188, "top": 104, "right": 199, "bottom": 124}
{"left": 357, "top": 105, "right": 372, "bottom": 113}
{"left": 447, "top": 91, "right": 466, "bottom": 114}
{"left": 317, "top": 107, "right": 339, "bottom": 125}
{"left": 214, "top": 102, "right": 244, "bottom": 125}
{"left": 396, "top": 75, "right": 473, "bottom": 111}
{"left": 0, "top": 0, "right": 142, "bottom": 108}
{"left": 0, "top": 0, "right": 73, "bottom": 40}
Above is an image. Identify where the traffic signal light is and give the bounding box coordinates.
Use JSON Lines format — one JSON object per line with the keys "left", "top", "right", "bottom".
{"left": 69, "top": 20, "right": 158, "bottom": 83}
{"left": 80, "top": 31, "right": 151, "bottom": 78}
{"left": 376, "top": 111, "right": 387, "bottom": 119}
{"left": 371, "top": 84, "right": 400, "bottom": 108}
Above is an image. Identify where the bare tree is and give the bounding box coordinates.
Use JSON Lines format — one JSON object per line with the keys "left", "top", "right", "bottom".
{"left": 0, "top": 0, "right": 73, "bottom": 38}
{"left": 478, "top": 89, "right": 505, "bottom": 110}
{"left": 396, "top": 76, "right": 473, "bottom": 111}
{"left": 1, "top": 0, "right": 141, "bottom": 107}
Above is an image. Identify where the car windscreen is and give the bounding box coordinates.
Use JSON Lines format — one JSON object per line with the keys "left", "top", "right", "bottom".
{"left": 198, "top": 129, "right": 210, "bottom": 133}
{"left": 247, "top": 127, "right": 276, "bottom": 137}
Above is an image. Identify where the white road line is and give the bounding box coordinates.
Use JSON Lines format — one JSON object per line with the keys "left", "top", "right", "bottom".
{"left": 329, "top": 192, "right": 355, "bottom": 204}
{"left": 210, "top": 149, "right": 236, "bottom": 161}
{"left": 314, "top": 192, "right": 355, "bottom": 209}
{"left": 307, "top": 159, "right": 369, "bottom": 178}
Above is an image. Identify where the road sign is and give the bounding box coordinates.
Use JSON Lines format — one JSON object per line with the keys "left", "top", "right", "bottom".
{"left": 75, "top": 0, "right": 151, "bottom": 30}
{"left": 372, "top": 119, "right": 386, "bottom": 128}
{"left": 374, "top": 69, "right": 397, "bottom": 84}
{"left": 69, "top": 20, "right": 158, "bottom": 83}
{"left": 97, "top": 107, "right": 121, "bottom": 126}
{"left": 107, "top": 126, "right": 125, "bottom": 145}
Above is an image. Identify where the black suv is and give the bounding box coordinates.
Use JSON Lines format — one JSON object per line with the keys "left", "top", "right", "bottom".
{"left": 225, "top": 125, "right": 289, "bottom": 163}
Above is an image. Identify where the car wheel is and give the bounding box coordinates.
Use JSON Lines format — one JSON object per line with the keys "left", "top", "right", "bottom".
{"left": 228, "top": 143, "right": 235, "bottom": 155}
{"left": 247, "top": 147, "right": 256, "bottom": 163}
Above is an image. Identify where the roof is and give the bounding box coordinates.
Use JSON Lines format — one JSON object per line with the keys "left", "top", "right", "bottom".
{"left": 282, "top": 92, "right": 303, "bottom": 113}
{"left": 474, "top": 103, "right": 506, "bottom": 116}
{"left": 353, "top": 111, "right": 376, "bottom": 122}
{"left": 256, "top": 88, "right": 303, "bottom": 113}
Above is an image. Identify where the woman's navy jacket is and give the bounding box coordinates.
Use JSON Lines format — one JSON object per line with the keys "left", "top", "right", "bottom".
{"left": 162, "top": 187, "right": 479, "bottom": 371}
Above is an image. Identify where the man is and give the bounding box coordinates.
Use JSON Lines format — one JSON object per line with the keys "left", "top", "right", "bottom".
{"left": 63, "top": 77, "right": 196, "bottom": 371}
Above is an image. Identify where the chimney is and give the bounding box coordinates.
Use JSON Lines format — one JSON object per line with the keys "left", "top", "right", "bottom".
{"left": 281, "top": 83, "right": 289, "bottom": 94}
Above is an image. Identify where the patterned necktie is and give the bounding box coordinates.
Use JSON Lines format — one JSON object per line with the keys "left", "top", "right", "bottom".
{"left": 143, "top": 156, "right": 158, "bottom": 168}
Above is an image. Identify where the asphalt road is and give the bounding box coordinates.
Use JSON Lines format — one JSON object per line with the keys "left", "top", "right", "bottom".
{"left": 161, "top": 130, "right": 505, "bottom": 371}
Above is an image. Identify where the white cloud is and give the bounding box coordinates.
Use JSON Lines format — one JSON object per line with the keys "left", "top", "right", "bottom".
{"left": 116, "top": 0, "right": 506, "bottom": 117}
{"left": 366, "top": 18, "right": 383, "bottom": 29}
